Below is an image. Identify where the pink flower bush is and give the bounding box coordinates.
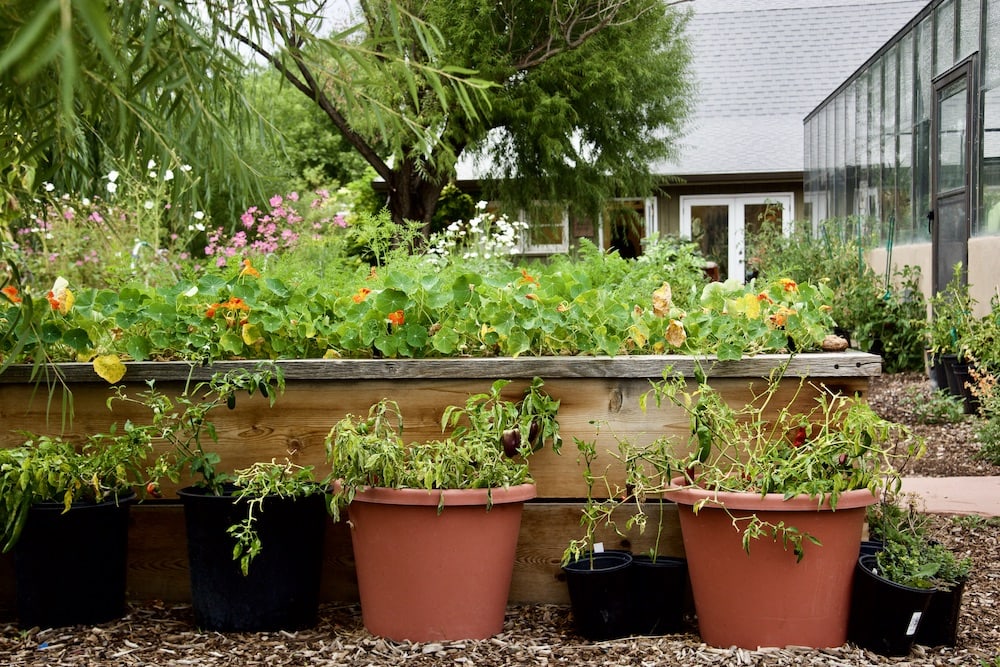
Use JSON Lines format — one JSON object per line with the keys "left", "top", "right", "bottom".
{"left": 204, "top": 190, "right": 341, "bottom": 267}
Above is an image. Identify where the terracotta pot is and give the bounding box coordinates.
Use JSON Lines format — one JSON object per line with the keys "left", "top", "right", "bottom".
{"left": 343, "top": 483, "right": 536, "bottom": 642}
{"left": 664, "top": 478, "right": 877, "bottom": 649}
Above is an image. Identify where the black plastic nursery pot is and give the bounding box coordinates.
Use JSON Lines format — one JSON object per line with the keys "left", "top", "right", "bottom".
{"left": 848, "top": 554, "right": 935, "bottom": 656}
{"left": 914, "top": 578, "right": 967, "bottom": 648}
{"left": 178, "top": 487, "right": 327, "bottom": 632}
{"left": 859, "top": 540, "right": 885, "bottom": 557}
{"left": 628, "top": 555, "right": 688, "bottom": 636}
{"left": 927, "top": 353, "right": 950, "bottom": 392}
{"left": 562, "top": 551, "right": 633, "bottom": 640}
{"left": 14, "top": 493, "right": 135, "bottom": 629}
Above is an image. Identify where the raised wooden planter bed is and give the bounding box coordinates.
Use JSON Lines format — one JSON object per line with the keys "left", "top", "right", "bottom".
{"left": 0, "top": 353, "right": 880, "bottom": 615}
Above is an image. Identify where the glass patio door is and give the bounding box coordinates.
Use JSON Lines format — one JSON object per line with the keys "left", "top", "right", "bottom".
{"left": 931, "top": 58, "right": 975, "bottom": 295}
{"left": 680, "top": 194, "right": 793, "bottom": 282}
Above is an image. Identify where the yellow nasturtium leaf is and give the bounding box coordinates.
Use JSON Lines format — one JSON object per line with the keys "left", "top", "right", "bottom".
{"left": 93, "top": 354, "right": 126, "bottom": 384}
{"left": 652, "top": 282, "right": 672, "bottom": 318}
{"left": 241, "top": 323, "right": 264, "bottom": 346}
{"left": 665, "top": 319, "right": 687, "bottom": 347}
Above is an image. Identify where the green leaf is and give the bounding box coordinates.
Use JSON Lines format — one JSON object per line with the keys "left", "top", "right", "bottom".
{"left": 62, "top": 328, "right": 92, "bottom": 352}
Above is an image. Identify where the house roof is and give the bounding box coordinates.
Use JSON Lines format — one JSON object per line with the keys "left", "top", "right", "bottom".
{"left": 653, "top": 0, "right": 929, "bottom": 177}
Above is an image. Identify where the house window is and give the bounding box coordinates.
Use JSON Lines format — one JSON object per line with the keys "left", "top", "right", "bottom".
{"left": 521, "top": 203, "right": 569, "bottom": 255}
{"left": 680, "top": 194, "right": 794, "bottom": 282}
{"left": 599, "top": 198, "right": 658, "bottom": 258}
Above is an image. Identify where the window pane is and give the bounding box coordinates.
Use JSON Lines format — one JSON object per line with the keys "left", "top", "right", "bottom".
{"left": 690, "top": 205, "right": 729, "bottom": 278}
{"left": 987, "top": 0, "right": 1000, "bottom": 89}
{"left": 959, "top": 0, "right": 981, "bottom": 61}
{"left": 936, "top": 0, "right": 957, "bottom": 76}
{"left": 937, "top": 78, "right": 968, "bottom": 193}
{"left": 980, "top": 87, "right": 1000, "bottom": 235}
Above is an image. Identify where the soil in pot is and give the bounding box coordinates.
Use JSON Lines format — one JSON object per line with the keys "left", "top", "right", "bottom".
{"left": 848, "top": 554, "right": 935, "bottom": 656}
{"left": 628, "top": 554, "right": 688, "bottom": 636}
{"left": 14, "top": 493, "right": 135, "bottom": 629}
{"left": 562, "top": 550, "right": 634, "bottom": 640}
{"left": 178, "top": 487, "right": 327, "bottom": 632}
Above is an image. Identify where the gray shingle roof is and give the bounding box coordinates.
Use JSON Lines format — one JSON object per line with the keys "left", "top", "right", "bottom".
{"left": 655, "top": 0, "right": 929, "bottom": 176}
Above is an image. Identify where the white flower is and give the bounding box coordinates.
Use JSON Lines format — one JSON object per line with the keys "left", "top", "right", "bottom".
{"left": 144, "top": 200, "right": 154, "bottom": 210}
{"left": 82, "top": 198, "right": 91, "bottom": 206}
{"left": 163, "top": 169, "right": 174, "bottom": 181}
{"left": 148, "top": 171, "right": 156, "bottom": 179}
{"left": 43, "top": 182, "right": 55, "bottom": 192}
{"left": 193, "top": 210, "right": 205, "bottom": 220}
{"left": 180, "top": 164, "right": 192, "bottom": 172}
{"left": 106, "top": 182, "right": 118, "bottom": 194}
{"left": 188, "top": 222, "right": 206, "bottom": 232}
{"left": 147, "top": 159, "right": 156, "bottom": 170}
{"left": 182, "top": 286, "right": 199, "bottom": 298}
{"left": 107, "top": 170, "right": 119, "bottom": 183}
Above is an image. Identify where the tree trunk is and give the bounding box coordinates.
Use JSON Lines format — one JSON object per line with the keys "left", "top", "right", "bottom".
{"left": 384, "top": 156, "right": 448, "bottom": 241}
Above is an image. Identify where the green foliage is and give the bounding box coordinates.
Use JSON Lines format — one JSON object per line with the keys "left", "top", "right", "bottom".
{"left": 113, "top": 365, "right": 285, "bottom": 494}
{"left": 227, "top": 460, "right": 327, "bottom": 575}
{"left": 926, "top": 263, "right": 976, "bottom": 357}
{"left": 973, "top": 365, "right": 1000, "bottom": 465}
{"left": 748, "top": 218, "right": 927, "bottom": 372}
{"left": 0, "top": 421, "right": 154, "bottom": 551}
{"left": 868, "top": 496, "right": 972, "bottom": 590}
{"left": 633, "top": 361, "right": 922, "bottom": 560}
{"left": 2, "top": 230, "right": 845, "bottom": 367}
{"left": 243, "top": 69, "right": 368, "bottom": 194}
{"left": 327, "top": 378, "right": 561, "bottom": 519}
{"left": 898, "top": 387, "right": 967, "bottom": 425}
{"left": 565, "top": 361, "right": 922, "bottom": 565}
{"left": 852, "top": 265, "right": 927, "bottom": 374}
{"left": 959, "top": 294, "right": 1000, "bottom": 369}
{"left": 429, "top": 183, "right": 477, "bottom": 237}
{"left": 642, "top": 364, "right": 920, "bottom": 499}
{"left": 749, "top": 218, "right": 871, "bottom": 333}
{"left": 476, "top": 0, "right": 693, "bottom": 221}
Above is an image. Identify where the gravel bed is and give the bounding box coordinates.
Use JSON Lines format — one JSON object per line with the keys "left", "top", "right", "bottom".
{"left": 2, "top": 373, "right": 998, "bottom": 666}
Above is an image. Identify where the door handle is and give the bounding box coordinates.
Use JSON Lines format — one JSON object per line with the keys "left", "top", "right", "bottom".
{"left": 926, "top": 210, "right": 934, "bottom": 235}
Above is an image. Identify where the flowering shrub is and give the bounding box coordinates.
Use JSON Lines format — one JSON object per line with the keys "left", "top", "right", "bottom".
{"left": 426, "top": 201, "right": 528, "bottom": 264}
{"left": 9, "top": 161, "right": 206, "bottom": 289}
{"left": 204, "top": 190, "right": 346, "bottom": 268}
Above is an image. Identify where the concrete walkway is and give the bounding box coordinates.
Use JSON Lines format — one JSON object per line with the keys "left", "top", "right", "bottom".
{"left": 899, "top": 476, "right": 1000, "bottom": 517}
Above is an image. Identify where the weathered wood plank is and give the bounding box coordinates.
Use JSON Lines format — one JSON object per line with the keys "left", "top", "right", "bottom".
{"left": 0, "top": 352, "right": 882, "bottom": 384}
{"left": 0, "top": 375, "right": 870, "bottom": 499}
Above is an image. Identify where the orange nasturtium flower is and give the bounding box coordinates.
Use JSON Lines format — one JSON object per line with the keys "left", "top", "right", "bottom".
{"left": 239, "top": 258, "right": 260, "bottom": 278}
{"left": 757, "top": 292, "right": 774, "bottom": 304}
{"left": 46, "top": 277, "right": 74, "bottom": 314}
{"left": 352, "top": 287, "right": 372, "bottom": 303}
{"left": 768, "top": 306, "right": 797, "bottom": 328}
{"left": 524, "top": 293, "right": 538, "bottom": 301}
{"left": 1, "top": 285, "right": 21, "bottom": 304}
{"left": 519, "top": 268, "right": 538, "bottom": 286}
{"left": 206, "top": 296, "right": 251, "bottom": 326}
{"left": 387, "top": 310, "right": 405, "bottom": 326}
{"left": 778, "top": 278, "right": 798, "bottom": 292}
